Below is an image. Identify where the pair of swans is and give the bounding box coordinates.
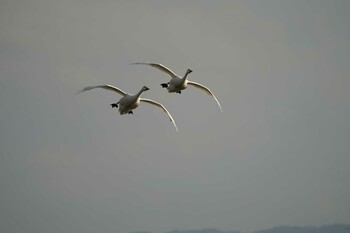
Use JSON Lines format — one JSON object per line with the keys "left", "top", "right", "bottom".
{"left": 79, "top": 63, "right": 223, "bottom": 132}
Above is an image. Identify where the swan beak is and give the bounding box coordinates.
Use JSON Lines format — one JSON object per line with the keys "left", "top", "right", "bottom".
{"left": 142, "top": 86, "right": 150, "bottom": 91}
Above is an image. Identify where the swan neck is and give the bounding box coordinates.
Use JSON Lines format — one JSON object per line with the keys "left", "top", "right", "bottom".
{"left": 136, "top": 88, "right": 145, "bottom": 97}
{"left": 183, "top": 70, "right": 191, "bottom": 80}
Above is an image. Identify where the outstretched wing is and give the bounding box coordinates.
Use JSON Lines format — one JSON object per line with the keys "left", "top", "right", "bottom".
{"left": 77, "top": 85, "right": 127, "bottom": 96}
{"left": 187, "top": 81, "right": 223, "bottom": 112}
{"left": 131, "top": 63, "right": 177, "bottom": 79}
{"left": 140, "top": 98, "right": 179, "bottom": 132}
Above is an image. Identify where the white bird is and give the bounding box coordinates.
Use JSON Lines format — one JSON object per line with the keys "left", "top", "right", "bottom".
{"left": 78, "top": 85, "right": 178, "bottom": 132}
{"left": 131, "top": 63, "right": 223, "bottom": 112}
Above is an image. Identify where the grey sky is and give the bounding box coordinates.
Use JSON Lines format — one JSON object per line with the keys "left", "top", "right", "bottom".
{"left": 1, "top": 0, "right": 349, "bottom": 233}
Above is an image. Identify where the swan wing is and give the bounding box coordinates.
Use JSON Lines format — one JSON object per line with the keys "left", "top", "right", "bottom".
{"left": 78, "top": 85, "right": 127, "bottom": 96}
{"left": 187, "top": 81, "right": 223, "bottom": 112}
{"left": 131, "top": 63, "right": 177, "bottom": 79}
{"left": 140, "top": 98, "right": 179, "bottom": 132}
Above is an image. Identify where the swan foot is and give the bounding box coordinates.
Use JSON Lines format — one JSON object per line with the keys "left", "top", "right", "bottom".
{"left": 176, "top": 91, "right": 181, "bottom": 94}
{"left": 128, "top": 111, "right": 133, "bottom": 115}
{"left": 160, "top": 83, "right": 169, "bottom": 88}
{"left": 111, "top": 103, "right": 119, "bottom": 108}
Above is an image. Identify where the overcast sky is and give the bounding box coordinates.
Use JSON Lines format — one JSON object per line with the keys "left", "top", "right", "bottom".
{"left": 1, "top": 1, "right": 349, "bottom": 233}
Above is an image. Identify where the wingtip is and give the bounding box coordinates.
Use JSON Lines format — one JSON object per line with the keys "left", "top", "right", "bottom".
{"left": 76, "top": 89, "right": 85, "bottom": 95}
{"left": 130, "top": 62, "right": 148, "bottom": 65}
{"left": 169, "top": 117, "right": 179, "bottom": 132}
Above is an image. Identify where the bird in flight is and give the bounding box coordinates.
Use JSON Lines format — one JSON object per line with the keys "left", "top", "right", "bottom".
{"left": 78, "top": 85, "right": 178, "bottom": 131}
{"left": 131, "top": 63, "right": 223, "bottom": 112}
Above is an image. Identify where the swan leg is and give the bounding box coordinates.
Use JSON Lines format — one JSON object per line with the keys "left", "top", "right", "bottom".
{"left": 128, "top": 111, "right": 133, "bottom": 115}
{"left": 110, "top": 102, "right": 119, "bottom": 108}
{"left": 176, "top": 91, "right": 181, "bottom": 94}
{"left": 160, "top": 83, "right": 169, "bottom": 88}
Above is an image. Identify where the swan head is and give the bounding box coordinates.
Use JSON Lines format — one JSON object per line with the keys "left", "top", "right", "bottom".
{"left": 183, "top": 69, "right": 193, "bottom": 79}
{"left": 141, "top": 86, "right": 150, "bottom": 92}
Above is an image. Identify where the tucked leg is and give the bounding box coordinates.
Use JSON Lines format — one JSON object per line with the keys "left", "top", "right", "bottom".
{"left": 160, "top": 83, "right": 169, "bottom": 88}
{"left": 110, "top": 103, "right": 119, "bottom": 108}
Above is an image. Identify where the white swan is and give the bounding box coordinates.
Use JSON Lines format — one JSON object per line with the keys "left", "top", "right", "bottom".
{"left": 78, "top": 85, "right": 178, "bottom": 132}
{"left": 131, "top": 63, "right": 223, "bottom": 112}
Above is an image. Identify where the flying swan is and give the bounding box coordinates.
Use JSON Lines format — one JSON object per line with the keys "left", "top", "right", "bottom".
{"left": 131, "top": 63, "right": 223, "bottom": 112}
{"left": 78, "top": 85, "right": 178, "bottom": 132}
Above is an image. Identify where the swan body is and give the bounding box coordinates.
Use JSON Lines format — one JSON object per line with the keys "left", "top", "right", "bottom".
{"left": 131, "top": 63, "right": 223, "bottom": 112}
{"left": 78, "top": 85, "right": 178, "bottom": 131}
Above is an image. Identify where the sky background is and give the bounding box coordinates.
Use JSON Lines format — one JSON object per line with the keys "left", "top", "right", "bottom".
{"left": 1, "top": 0, "right": 350, "bottom": 233}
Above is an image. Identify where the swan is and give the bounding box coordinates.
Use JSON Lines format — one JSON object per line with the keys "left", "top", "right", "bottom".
{"left": 78, "top": 85, "right": 178, "bottom": 132}
{"left": 131, "top": 63, "right": 223, "bottom": 112}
